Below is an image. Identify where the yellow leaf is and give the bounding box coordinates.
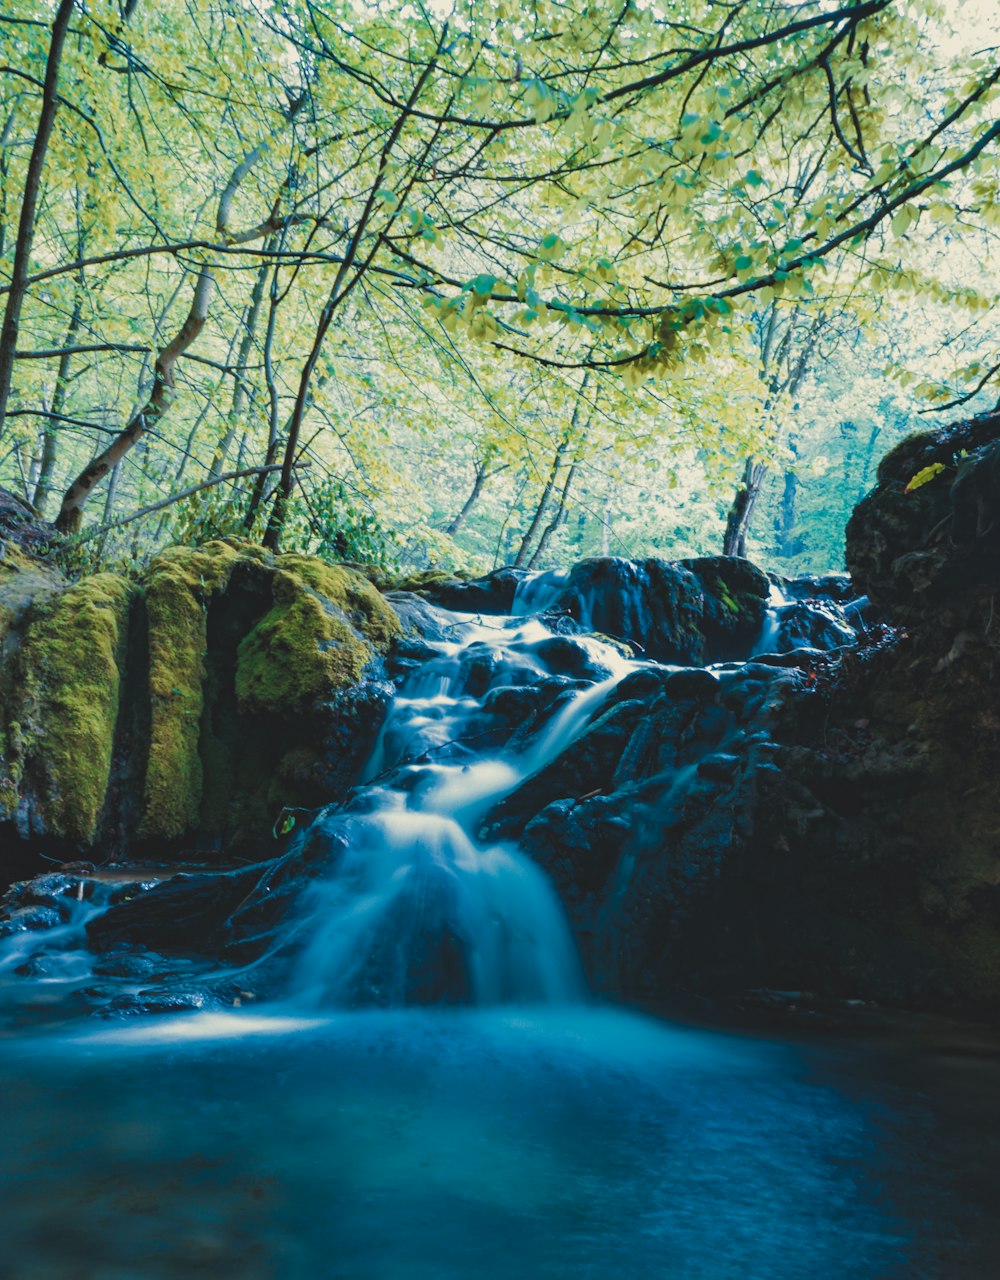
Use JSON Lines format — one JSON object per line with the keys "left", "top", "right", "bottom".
{"left": 904, "top": 462, "right": 947, "bottom": 494}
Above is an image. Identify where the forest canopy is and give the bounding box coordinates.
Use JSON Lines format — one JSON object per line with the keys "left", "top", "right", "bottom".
{"left": 0, "top": 0, "right": 997, "bottom": 573}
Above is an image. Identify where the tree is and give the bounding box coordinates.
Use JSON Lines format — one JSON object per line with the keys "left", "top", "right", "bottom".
{"left": 0, "top": 0, "right": 996, "bottom": 558}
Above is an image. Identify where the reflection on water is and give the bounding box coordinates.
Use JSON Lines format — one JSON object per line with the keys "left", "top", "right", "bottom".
{"left": 3, "top": 1005, "right": 999, "bottom": 1279}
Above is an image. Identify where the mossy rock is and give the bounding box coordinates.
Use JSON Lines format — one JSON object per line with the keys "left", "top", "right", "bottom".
{"left": 680, "top": 556, "right": 770, "bottom": 661}
{"left": 138, "top": 542, "right": 400, "bottom": 842}
{"left": 140, "top": 542, "right": 244, "bottom": 840}
{"left": 15, "top": 574, "right": 134, "bottom": 842}
{"left": 235, "top": 560, "right": 400, "bottom": 715}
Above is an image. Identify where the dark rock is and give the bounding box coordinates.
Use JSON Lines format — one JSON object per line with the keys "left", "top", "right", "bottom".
{"left": 846, "top": 409, "right": 1000, "bottom": 619}
{"left": 545, "top": 557, "right": 705, "bottom": 662}
{"left": 481, "top": 698, "right": 646, "bottom": 841}
{"left": 759, "top": 600, "right": 857, "bottom": 654}
{"left": 679, "top": 556, "right": 770, "bottom": 660}
{"left": 91, "top": 952, "right": 178, "bottom": 980}
{"left": 0, "top": 905, "right": 64, "bottom": 935}
{"left": 96, "top": 989, "right": 215, "bottom": 1018}
{"left": 662, "top": 668, "right": 721, "bottom": 701}
{"left": 412, "top": 567, "right": 528, "bottom": 614}
{"left": 531, "top": 635, "right": 614, "bottom": 681}
{"left": 697, "top": 752, "right": 741, "bottom": 782}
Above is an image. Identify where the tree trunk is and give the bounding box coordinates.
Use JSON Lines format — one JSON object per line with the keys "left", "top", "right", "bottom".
{"left": 774, "top": 434, "right": 800, "bottom": 557}
{"left": 210, "top": 248, "right": 272, "bottom": 479}
{"left": 0, "top": 0, "right": 76, "bottom": 438}
{"left": 513, "top": 439, "right": 567, "bottom": 567}
{"left": 243, "top": 260, "right": 283, "bottom": 532}
{"left": 262, "top": 295, "right": 335, "bottom": 549}
{"left": 32, "top": 281, "right": 85, "bottom": 515}
{"left": 55, "top": 268, "right": 213, "bottom": 533}
{"left": 528, "top": 458, "right": 577, "bottom": 568}
{"left": 723, "top": 458, "right": 768, "bottom": 558}
{"left": 446, "top": 456, "right": 508, "bottom": 536}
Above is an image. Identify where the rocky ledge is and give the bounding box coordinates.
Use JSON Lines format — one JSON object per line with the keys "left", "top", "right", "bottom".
{"left": 0, "top": 535, "right": 400, "bottom": 859}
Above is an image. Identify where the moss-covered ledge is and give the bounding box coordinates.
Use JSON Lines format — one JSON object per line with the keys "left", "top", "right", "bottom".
{"left": 4, "top": 574, "right": 133, "bottom": 842}
{"left": 0, "top": 538, "right": 401, "bottom": 862}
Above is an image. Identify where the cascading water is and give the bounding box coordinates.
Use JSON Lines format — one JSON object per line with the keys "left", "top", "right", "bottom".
{"left": 288, "top": 613, "right": 636, "bottom": 1008}
{"left": 0, "top": 558, "right": 873, "bottom": 1018}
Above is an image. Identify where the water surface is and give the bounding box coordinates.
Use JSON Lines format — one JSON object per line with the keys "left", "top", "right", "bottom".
{"left": 3, "top": 1005, "right": 998, "bottom": 1279}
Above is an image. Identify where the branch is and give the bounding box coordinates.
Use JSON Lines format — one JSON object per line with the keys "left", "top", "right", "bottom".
{"left": 72, "top": 463, "right": 305, "bottom": 542}
{"left": 918, "top": 361, "right": 1000, "bottom": 414}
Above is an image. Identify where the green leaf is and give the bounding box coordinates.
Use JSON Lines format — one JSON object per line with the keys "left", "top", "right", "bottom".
{"left": 904, "top": 462, "right": 947, "bottom": 494}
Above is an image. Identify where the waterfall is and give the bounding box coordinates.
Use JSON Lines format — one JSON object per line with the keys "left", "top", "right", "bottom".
{"left": 0, "top": 557, "right": 871, "bottom": 1019}
{"left": 289, "top": 612, "right": 637, "bottom": 1008}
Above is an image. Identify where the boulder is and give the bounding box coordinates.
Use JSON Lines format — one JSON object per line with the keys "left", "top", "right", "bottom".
{"left": 846, "top": 409, "right": 1000, "bottom": 620}
{"left": 0, "top": 536, "right": 401, "bottom": 869}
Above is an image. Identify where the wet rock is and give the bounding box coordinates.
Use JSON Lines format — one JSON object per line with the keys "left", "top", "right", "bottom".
{"left": 697, "top": 752, "right": 741, "bottom": 782}
{"left": 761, "top": 600, "right": 857, "bottom": 654}
{"left": 384, "top": 592, "right": 460, "bottom": 643}
{"left": 0, "top": 905, "right": 64, "bottom": 935}
{"left": 846, "top": 409, "right": 1000, "bottom": 619}
{"left": 545, "top": 557, "right": 705, "bottom": 663}
{"left": 662, "top": 668, "right": 721, "bottom": 701}
{"left": 531, "top": 635, "right": 613, "bottom": 681}
{"left": 91, "top": 951, "right": 178, "bottom": 980}
{"left": 409, "top": 567, "right": 528, "bottom": 614}
{"left": 2, "top": 872, "right": 80, "bottom": 911}
{"left": 86, "top": 865, "right": 263, "bottom": 956}
{"left": 481, "top": 698, "right": 647, "bottom": 842}
{"left": 95, "top": 988, "right": 215, "bottom": 1018}
{"left": 679, "top": 556, "right": 770, "bottom": 661}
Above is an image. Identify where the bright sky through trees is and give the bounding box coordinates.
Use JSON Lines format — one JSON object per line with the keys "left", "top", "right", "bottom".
{"left": 0, "top": 0, "right": 996, "bottom": 570}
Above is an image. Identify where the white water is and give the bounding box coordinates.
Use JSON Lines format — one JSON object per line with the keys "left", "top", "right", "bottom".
{"left": 291, "top": 611, "right": 638, "bottom": 1008}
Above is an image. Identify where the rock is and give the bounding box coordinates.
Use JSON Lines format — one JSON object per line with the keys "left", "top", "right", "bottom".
{"left": 545, "top": 557, "right": 706, "bottom": 662}
{"left": 0, "top": 487, "right": 57, "bottom": 558}
{"left": 95, "top": 989, "right": 215, "bottom": 1018}
{"left": 846, "top": 409, "right": 1000, "bottom": 620}
{"left": 480, "top": 698, "right": 647, "bottom": 841}
{"left": 679, "top": 556, "right": 770, "bottom": 660}
{"left": 0, "top": 538, "right": 402, "bottom": 871}
{"left": 761, "top": 600, "right": 857, "bottom": 654}
{"left": 403, "top": 566, "right": 528, "bottom": 614}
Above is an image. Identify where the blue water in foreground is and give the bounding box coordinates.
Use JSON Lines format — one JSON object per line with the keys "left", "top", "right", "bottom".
{"left": 2, "top": 1005, "right": 998, "bottom": 1279}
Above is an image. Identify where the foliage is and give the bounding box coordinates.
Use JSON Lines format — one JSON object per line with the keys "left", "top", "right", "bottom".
{"left": 0, "top": 0, "right": 996, "bottom": 568}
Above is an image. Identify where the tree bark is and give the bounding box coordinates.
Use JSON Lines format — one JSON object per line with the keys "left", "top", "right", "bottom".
{"left": 32, "top": 274, "right": 85, "bottom": 515}
{"left": 0, "top": 0, "right": 76, "bottom": 438}
{"left": 210, "top": 247, "right": 272, "bottom": 479}
{"left": 723, "top": 458, "right": 768, "bottom": 558}
{"left": 527, "top": 457, "right": 577, "bottom": 568}
{"left": 513, "top": 439, "right": 567, "bottom": 567}
{"left": 55, "top": 268, "right": 214, "bottom": 533}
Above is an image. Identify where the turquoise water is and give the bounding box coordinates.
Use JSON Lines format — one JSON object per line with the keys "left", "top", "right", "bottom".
{"left": 2, "top": 1005, "right": 997, "bottom": 1279}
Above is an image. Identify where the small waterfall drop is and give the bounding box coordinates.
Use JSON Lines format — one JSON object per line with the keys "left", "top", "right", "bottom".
{"left": 289, "top": 612, "right": 635, "bottom": 1008}
{"left": 0, "top": 557, "right": 874, "bottom": 1020}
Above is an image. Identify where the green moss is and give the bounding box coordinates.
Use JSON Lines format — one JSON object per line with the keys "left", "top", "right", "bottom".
{"left": 139, "top": 544, "right": 398, "bottom": 839}
{"left": 386, "top": 567, "right": 463, "bottom": 594}
{"left": 235, "top": 562, "right": 400, "bottom": 715}
{"left": 275, "top": 557, "right": 401, "bottom": 652}
{"left": 18, "top": 574, "right": 133, "bottom": 842}
{"left": 140, "top": 542, "right": 240, "bottom": 839}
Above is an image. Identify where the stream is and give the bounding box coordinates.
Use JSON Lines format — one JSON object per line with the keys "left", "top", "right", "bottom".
{"left": 1, "top": 568, "right": 998, "bottom": 1277}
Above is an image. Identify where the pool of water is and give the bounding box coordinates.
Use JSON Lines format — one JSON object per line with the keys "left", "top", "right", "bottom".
{"left": 3, "top": 1004, "right": 998, "bottom": 1279}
